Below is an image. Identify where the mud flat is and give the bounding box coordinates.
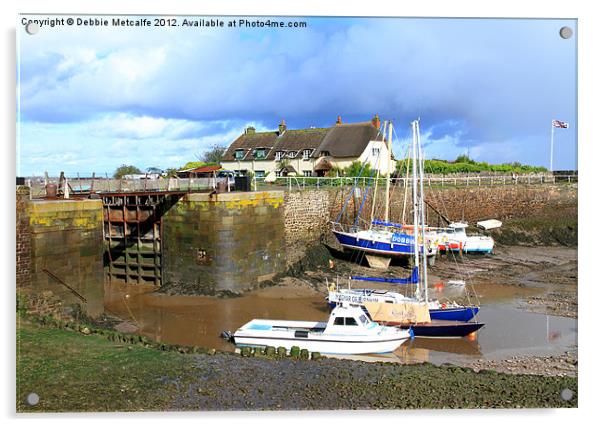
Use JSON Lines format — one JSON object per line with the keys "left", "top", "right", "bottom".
{"left": 432, "top": 245, "right": 577, "bottom": 318}
{"left": 17, "top": 320, "right": 577, "bottom": 411}
{"left": 463, "top": 350, "right": 578, "bottom": 377}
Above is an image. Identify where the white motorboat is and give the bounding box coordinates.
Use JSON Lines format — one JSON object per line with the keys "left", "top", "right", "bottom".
{"left": 232, "top": 303, "right": 411, "bottom": 354}
{"left": 436, "top": 222, "right": 495, "bottom": 254}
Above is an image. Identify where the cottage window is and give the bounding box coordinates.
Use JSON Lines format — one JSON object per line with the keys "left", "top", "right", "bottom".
{"left": 320, "top": 151, "right": 330, "bottom": 157}
{"left": 302, "top": 149, "right": 312, "bottom": 160}
{"left": 372, "top": 147, "right": 380, "bottom": 157}
{"left": 255, "top": 170, "right": 265, "bottom": 178}
{"left": 275, "top": 151, "right": 283, "bottom": 161}
{"left": 303, "top": 171, "right": 312, "bottom": 177}
{"left": 235, "top": 150, "right": 245, "bottom": 160}
{"left": 254, "top": 148, "right": 266, "bottom": 159}
{"left": 275, "top": 170, "right": 282, "bottom": 177}
{"left": 287, "top": 151, "right": 297, "bottom": 159}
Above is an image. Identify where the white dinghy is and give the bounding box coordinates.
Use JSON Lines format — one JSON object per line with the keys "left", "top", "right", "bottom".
{"left": 233, "top": 303, "right": 411, "bottom": 355}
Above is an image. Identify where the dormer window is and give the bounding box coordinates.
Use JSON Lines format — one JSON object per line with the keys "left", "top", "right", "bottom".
{"left": 235, "top": 149, "right": 245, "bottom": 160}
{"left": 253, "top": 148, "right": 266, "bottom": 159}
{"left": 320, "top": 151, "right": 330, "bottom": 157}
{"left": 302, "top": 149, "right": 312, "bottom": 160}
{"left": 287, "top": 151, "right": 297, "bottom": 159}
{"left": 275, "top": 151, "right": 283, "bottom": 161}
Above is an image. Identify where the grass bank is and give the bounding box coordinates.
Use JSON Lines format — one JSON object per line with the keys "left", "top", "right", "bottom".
{"left": 491, "top": 205, "right": 577, "bottom": 247}
{"left": 17, "top": 319, "right": 577, "bottom": 411}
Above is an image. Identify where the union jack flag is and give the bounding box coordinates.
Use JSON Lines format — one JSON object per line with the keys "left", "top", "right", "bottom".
{"left": 552, "top": 119, "right": 569, "bottom": 129}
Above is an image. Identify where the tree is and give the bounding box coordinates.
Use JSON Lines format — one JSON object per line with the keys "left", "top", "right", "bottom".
{"left": 200, "top": 144, "right": 227, "bottom": 164}
{"left": 276, "top": 158, "right": 291, "bottom": 170}
{"left": 454, "top": 154, "right": 475, "bottom": 164}
{"left": 113, "top": 164, "right": 142, "bottom": 179}
{"left": 344, "top": 161, "right": 373, "bottom": 177}
{"left": 164, "top": 168, "right": 179, "bottom": 178}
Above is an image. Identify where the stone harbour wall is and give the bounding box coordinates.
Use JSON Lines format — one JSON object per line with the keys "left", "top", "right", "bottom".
{"left": 283, "top": 184, "right": 577, "bottom": 228}
{"left": 283, "top": 190, "right": 332, "bottom": 265}
{"left": 27, "top": 199, "right": 105, "bottom": 317}
{"left": 281, "top": 184, "right": 577, "bottom": 250}
{"left": 16, "top": 186, "right": 31, "bottom": 288}
{"left": 162, "top": 191, "right": 286, "bottom": 294}
{"left": 421, "top": 185, "right": 577, "bottom": 224}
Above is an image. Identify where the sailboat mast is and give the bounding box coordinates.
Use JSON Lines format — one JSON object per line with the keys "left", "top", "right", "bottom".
{"left": 416, "top": 120, "right": 429, "bottom": 302}
{"left": 369, "top": 120, "right": 385, "bottom": 230}
{"left": 384, "top": 121, "right": 392, "bottom": 222}
{"left": 411, "top": 121, "right": 420, "bottom": 300}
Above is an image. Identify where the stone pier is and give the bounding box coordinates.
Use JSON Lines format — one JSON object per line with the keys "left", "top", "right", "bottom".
{"left": 162, "top": 191, "right": 286, "bottom": 294}
{"left": 26, "top": 198, "right": 105, "bottom": 317}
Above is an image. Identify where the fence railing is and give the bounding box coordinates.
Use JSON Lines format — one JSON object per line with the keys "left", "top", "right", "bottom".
{"left": 25, "top": 173, "right": 578, "bottom": 198}
{"left": 26, "top": 176, "right": 220, "bottom": 199}
{"left": 255, "top": 174, "right": 578, "bottom": 191}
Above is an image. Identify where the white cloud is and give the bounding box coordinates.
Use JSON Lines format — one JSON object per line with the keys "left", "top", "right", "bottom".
{"left": 17, "top": 116, "right": 269, "bottom": 176}
{"left": 17, "top": 16, "right": 577, "bottom": 170}
{"left": 88, "top": 114, "right": 207, "bottom": 139}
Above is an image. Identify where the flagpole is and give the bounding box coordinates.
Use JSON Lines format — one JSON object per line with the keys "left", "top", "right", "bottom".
{"left": 549, "top": 121, "right": 555, "bottom": 172}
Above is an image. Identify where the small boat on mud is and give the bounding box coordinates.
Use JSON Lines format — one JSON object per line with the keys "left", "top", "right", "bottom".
{"left": 435, "top": 222, "right": 497, "bottom": 254}
{"left": 232, "top": 303, "right": 411, "bottom": 355}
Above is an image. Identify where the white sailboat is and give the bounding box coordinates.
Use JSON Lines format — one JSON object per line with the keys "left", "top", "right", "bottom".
{"left": 331, "top": 121, "right": 439, "bottom": 269}
{"left": 330, "top": 120, "right": 485, "bottom": 337}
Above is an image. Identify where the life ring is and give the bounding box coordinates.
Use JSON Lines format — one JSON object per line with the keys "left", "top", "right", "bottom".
{"left": 441, "top": 303, "right": 447, "bottom": 309}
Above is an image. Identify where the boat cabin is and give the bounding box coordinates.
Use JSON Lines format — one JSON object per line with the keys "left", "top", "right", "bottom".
{"left": 446, "top": 222, "right": 469, "bottom": 234}
{"left": 326, "top": 304, "right": 378, "bottom": 333}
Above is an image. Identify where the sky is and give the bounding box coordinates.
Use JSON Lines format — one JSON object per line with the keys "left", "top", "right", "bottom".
{"left": 16, "top": 16, "right": 577, "bottom": 176}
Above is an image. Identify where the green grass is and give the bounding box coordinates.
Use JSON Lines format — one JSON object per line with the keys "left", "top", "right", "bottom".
{"left": 16, "top": 320, "right": 193, "bottom": 412}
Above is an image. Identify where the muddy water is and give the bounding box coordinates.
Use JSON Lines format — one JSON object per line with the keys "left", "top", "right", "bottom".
{"left": 104, "top": 280, "right": 576, "bottom": 365}
{"left": 104, "top": 283, "right": 330, "bottom": 351}
{"left": 393, "top": 305, "right": 577, "bottom": 365}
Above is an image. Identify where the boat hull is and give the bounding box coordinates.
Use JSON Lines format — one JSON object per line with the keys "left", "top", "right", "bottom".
{"left": 233, "top": 334, "right": 409, "bottom": 354}
{"left": 429, "top": 306, "right": 479, "bottom": 322}
{"left": 326, "top": 302, "right": 479, "bottom": 322}
{"left": 382, "top": 320, "right": 484, "bottom": 337}
{"left": 333, "top": 230, "right": 414, "bottom": 257}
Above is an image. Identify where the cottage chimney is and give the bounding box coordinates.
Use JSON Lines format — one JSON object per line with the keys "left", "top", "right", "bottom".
{"left": 278, "top": 119, "right": 287, "bottom": 135}
{"left": 371, "top": 114, "right": 381, "bottom": 129}
{"left": 246, "top": 126, "right": 256, "bottom": 134}
{"left": 336, "top": 115, "right": 343, "bottom": 125}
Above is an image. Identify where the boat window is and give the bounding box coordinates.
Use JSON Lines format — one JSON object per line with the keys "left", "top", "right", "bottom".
{"left": 345, "top": 317, "right": 358, "bottom": 326}
{"left": 359, "top": 314, "right": 369, "bottom": 326}
{"left": 334, "top": 317, "right": 345, "bottom": 325}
